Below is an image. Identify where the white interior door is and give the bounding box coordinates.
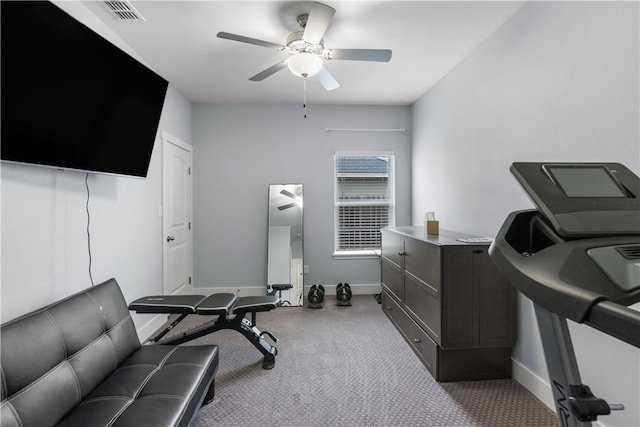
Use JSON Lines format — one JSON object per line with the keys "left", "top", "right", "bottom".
{"left": 162, "top": 131, "right": 193, "bottom": 295}
{"left": 291, "top": 258, "right": 303, "bottom": 306}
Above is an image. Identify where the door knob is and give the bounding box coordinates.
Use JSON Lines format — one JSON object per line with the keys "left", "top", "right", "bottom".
{"left": 166, "top": 236, "right": 175, "bottom": 242}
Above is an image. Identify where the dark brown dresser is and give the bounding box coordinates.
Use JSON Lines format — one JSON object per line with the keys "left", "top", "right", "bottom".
{"left": 381, "top": 226, "right": 516, "bottom": 381}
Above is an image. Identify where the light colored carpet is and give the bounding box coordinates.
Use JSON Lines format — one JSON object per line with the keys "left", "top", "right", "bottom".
{"left": 166, "top": 295, "right": 556, "bottom": 427}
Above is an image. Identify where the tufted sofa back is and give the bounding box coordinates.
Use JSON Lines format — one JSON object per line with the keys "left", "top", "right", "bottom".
{"left": 1, "top": 278, "right": 141, "bottom": 427}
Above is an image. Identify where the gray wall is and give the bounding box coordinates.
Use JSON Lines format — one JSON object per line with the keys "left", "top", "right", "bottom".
{"left": 192, "top": 104, "right": 411, "bottom": 290}
{"left": 0, "top": 2, "right": 193, "bottom": 339}
{"left": 411, "top": 2, "right": 639, "bottom": 426}
{"left": 3, "top": 2, "right": 637, "bottom": 422}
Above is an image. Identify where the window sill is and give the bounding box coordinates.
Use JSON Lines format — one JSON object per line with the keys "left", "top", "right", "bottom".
{"left": 333, "top": 250, "right": 381, "bottom": 260}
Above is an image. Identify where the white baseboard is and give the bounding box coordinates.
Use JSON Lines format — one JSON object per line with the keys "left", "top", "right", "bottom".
{"left": 185, "top": 285, "right": 267, "bottom": 297}
{"left": 512, "top": 357, "right": 555, "bottom": 412}
{"left": 187, "top": 283, "right": 382, "bottom": 298}
{"left": 304, "top": 283, "right": 382, "bottom": 295}
{"left": 512, "top": 358, "right": 608, "bottom": 427}
{"left": 135, "top": 313, "right": 169, "bottom": 343}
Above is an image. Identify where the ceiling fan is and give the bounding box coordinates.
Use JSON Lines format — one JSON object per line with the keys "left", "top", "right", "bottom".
{"left": 217, "top": 2, "right": 392, "bottom": 91}
{"left": 278, "top": 189, "right": 301, "bottom": 211}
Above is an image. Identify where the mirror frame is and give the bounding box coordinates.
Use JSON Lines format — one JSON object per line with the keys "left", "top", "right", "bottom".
{"left": 266, "top": 184, "right": 304, "bottom": 306}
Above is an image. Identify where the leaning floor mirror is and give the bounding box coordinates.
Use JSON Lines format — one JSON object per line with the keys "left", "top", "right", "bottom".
{"left": 267, "top": 184, "right": 304, "bottom": 307}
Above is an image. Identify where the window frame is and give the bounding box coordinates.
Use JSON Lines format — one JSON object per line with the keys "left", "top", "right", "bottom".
{"left": 333, "top": 151, "right": 396, "bottom": 259}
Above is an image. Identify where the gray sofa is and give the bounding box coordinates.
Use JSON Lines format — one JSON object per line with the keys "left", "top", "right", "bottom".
{"left": 0, "top": 278, "right": 219, "bottom": 427}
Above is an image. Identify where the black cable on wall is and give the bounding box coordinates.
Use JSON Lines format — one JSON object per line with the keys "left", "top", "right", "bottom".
{"left": 85, "top": 173, "right": 94, "bottom": 286}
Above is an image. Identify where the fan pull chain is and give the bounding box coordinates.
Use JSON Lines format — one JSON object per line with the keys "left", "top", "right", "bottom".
{"left": 303, "top": 77, "right": 307, "bottom": 119}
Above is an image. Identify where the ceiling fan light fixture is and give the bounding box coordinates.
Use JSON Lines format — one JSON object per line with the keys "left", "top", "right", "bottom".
{"left": 287, "top": 53, "right": 323, "bottom": 78}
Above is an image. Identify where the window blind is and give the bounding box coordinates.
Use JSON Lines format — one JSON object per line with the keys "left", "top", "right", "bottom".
{"left": 335, "top": 155, "right": 395, "bottom": 252}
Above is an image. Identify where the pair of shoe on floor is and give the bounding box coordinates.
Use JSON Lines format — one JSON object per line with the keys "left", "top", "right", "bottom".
{"left": 336, "top": 283, "right": 352, "bottom": 302}
{"left": 308, "top": 284, "right": 325, "bottom": 305}
{"left": 308, "top": 283, "right": 353, "bottom": 306}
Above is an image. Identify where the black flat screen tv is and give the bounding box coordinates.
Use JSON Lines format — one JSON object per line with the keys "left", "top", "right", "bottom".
{"left": 1, "top": 1, "right": 168, "bottom": 178}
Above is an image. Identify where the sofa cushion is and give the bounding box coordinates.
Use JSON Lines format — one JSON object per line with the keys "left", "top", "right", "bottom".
{"left": 57, "top": 345, "right": 219, "bottom": 427}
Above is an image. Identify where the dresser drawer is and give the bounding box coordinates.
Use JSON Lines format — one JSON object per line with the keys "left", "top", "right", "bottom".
{"left": 381, "top": 257, "right": 404, "bottom": 302}
{"left": 404, "top": 237, "right": 440, "bottom": 291}
{"left": 404, "top": 272, "right": 440, "bottom": 344}
{"left": 382, "top": 290, "right": 404, "bottom": 330}
{"left": 382, "top": 291, "right": 438, "bottom": 378}
{"left": 381, "top": 229, "right": 405, "bottom": 267}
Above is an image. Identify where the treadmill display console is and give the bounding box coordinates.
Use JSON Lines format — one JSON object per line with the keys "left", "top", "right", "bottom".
{"left": 511, "top": 162, "right": 640, "bottom": 238}
{"left": 542, "top": 164, "right": 627, "bottom": 198}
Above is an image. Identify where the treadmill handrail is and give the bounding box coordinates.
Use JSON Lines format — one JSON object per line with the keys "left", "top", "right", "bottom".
{"left": 490, "top": 210, "right": 640, "bottom": 348}
{"left": 585, "top": 300, "right": 640, "bottom": 348}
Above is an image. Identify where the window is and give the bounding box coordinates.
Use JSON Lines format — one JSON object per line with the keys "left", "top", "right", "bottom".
{"left": 334, "top": 152, "right": 395, "bottom": 257}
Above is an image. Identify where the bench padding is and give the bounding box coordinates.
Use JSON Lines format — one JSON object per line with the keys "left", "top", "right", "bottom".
{"left": 128, "top": 294, "right": 279, "bottom": 317}
{"left": 1, "top": 279, "right": 218, "bottom": 427}
{"left": 128, "top": 294, "right": 207, "bottom": 314}
{"left": 196, "top": 293, "right": 238, "bottom": 316}
{"left": 233, "top": 296, "right": 279, "bottom": 315}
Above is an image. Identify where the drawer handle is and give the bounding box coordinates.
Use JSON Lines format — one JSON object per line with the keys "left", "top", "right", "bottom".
{"left": 397, "top": 251, "right": 406, "bottom": 256}
{"left": 413, "top": 338, "right": 421, "bottom": 344}
{"left": 386, "top": 306, "right": 392, "bottom": 310}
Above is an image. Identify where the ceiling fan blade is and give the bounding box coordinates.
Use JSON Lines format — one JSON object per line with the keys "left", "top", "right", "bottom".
{"left": 278, "top": 203, "right": 297, "bottom": 211}
{"left": 280, "top": 189, "right": 297, "bottom": 199}
{"left": 325, "top": 49, "right": 392, "bottom": 62}
{"left": 302, "top": 2, "right": 335, "bottom": 44}
{"left": 249, "top": 61, "right": 287, "bottom": 81}
{"left": 316, "top": 67, "right": 340, "bottom": 91}
{"left": 217, "top": 32, "right": 283, "bottom": 50}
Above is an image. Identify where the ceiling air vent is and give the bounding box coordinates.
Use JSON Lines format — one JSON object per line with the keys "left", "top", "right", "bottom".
{"left": 101, "top": 1, "right": 145, "bottom": 21}
{"left": 616, "top": 245, "right": 640, "bottom": 260}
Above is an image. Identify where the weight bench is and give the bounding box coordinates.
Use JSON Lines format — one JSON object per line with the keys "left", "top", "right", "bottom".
{"left": 129, "top": 293, "right": 279, "bottom": 369}
{"left": 267, "top": 283, "right": 293, "bottom": 306}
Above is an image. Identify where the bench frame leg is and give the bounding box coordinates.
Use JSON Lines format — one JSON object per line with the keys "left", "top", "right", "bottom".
{"left": 203, "top": 380, "right": 216, "bottom": 404}
{"left": 151, "top": 313, "right": 278, "bottom": 370}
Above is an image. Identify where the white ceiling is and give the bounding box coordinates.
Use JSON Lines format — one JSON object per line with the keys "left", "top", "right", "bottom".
{"left": 82, "top": 1, "right": 525, "bottom": 105}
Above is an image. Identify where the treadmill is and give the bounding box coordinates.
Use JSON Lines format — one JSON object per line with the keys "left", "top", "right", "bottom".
{"left": 489, "top": 162, "right": 640, "bottom": 427}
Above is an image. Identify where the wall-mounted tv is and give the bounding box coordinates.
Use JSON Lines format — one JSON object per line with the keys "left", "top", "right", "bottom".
{"left": 1, "top": 1, "right": 168, "bottom": 178}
